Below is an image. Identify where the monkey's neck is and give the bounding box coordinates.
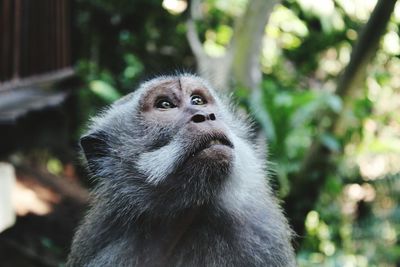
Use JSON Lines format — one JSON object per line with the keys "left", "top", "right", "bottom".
{"left": 131, "top": 204, "right": 236, "bottom": 264}
{"left": 134, "top": 204, "right": 207, "bottom": 228}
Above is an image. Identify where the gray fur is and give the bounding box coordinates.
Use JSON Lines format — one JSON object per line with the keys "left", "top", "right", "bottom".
{"left": 67, "top": 74, "right": 296, "bottom": 267}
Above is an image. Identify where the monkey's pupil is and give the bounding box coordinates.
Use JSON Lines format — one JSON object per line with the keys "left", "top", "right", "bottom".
{"left": 191, "top": 96, "right": 205, "bottom": 105}
{"left": 156, "top": 100, "right": 174, "bottom": 109}
{"left": 162, "top": 101, "right": 171, "bottom": 108}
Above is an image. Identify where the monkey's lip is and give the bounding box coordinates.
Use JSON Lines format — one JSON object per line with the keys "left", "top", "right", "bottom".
{"left": 193, "top": 134, "right": 234, "bottom": 154}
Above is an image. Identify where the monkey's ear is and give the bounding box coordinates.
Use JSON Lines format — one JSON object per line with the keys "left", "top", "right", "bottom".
{"left": 80, "top": 131, "right": 108, "bottom": 172}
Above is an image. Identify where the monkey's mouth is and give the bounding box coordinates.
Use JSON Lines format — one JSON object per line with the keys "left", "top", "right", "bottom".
{"left": 193, "top": 134, "right": 234, "bottom": 155}
{"left": 205, "top": 138, "right": 233, "bottom": 148}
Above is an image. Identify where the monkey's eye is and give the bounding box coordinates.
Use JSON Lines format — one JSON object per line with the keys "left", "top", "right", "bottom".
{"left": 155, "top": 99, "right": 176, "bottom": 109}
{"left": 191, "top": 95, "right": 206, "bottom": 105}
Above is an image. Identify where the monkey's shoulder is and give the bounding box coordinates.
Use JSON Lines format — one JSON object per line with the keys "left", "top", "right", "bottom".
{"left": 69, "top": 208, "right": 294, "bottom": 267}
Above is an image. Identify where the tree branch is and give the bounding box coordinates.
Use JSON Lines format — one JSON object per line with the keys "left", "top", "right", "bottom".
{"left": 231, "top": 0, "right": 279, "bottom": 91}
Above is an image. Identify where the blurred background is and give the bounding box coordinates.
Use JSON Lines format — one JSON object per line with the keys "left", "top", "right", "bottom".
{"left": 0, "top": 0, "right": 399, "bottom": 266}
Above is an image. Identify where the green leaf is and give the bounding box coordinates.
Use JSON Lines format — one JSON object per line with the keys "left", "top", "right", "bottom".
{"left": 320, "top": 133, "right": 340, "bottom": 152}
{"left": 323, "top": 93, "right": 342, "bottom": 113}
{"left": 89, "top": 80, "right": 121, "bottom": 103}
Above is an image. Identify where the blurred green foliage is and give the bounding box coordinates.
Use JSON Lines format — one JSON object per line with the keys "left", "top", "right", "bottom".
{"left": 72, "top": 0, "right": 400, "bottom": 266}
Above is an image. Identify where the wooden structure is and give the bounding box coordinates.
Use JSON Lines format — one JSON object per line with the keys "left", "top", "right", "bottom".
{"left": 0, "top": 0, "right": 74, "bottom": 123}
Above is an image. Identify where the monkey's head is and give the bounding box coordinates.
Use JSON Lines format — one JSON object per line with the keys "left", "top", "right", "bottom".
{"left": 81, "top": 75, "right": 254, "bottom": 217}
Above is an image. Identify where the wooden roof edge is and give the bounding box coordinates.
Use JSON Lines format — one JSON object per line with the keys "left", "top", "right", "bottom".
{"left": 0, "top": 68, "right": 75, "bottom": 92}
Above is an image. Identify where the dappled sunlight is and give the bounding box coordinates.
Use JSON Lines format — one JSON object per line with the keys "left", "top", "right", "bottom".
{"left": 382, "top": 31, "right": 400, "bottom": 55}
{"left": 319, "top": 48, "right": 343, "bottom": 76}
{"left": 395, "top": 2, "right": 400, "bottom": 22}
{"left": 336, "top": 0, "right": 377, "bottom": 21}
{"left": 265, "top": 5, "right": 309, "bottom": 50}
{"left": 345, "top": 184, "right": 366, "bottom": 201}
{"left": 358, "top": 156, "right": 387, "bottom": 180}
{"left": 162, "top": 0, "right": 187, "bottom": 15}
{"left": 12, "top": 180, "right": 59, "bottom": 216}
{"left": 297, "top": 0, "right": 335, "bottom": 17}
{"left": 341, "top": 183, "right": 376, "bottom": 214}
{"left": 316, "top": 44, "right": 351, "bottom": 79}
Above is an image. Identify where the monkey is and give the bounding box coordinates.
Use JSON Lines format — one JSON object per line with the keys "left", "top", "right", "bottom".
{"left": 67, "top": 74, "right": 296, "bottom": 267}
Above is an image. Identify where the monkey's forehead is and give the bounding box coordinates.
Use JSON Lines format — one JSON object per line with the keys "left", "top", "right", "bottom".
{"left": 140, "top": 74, "right": 212, "bottom": 94}
{"left": 115, "top": 74, "right": 216, "bottom": 107}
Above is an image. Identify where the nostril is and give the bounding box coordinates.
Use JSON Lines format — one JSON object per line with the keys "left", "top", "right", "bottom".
{"left": 209, "top": 113, "right": 216, "bottom": 121}
{"left": 192, "top": 114, "right": 207, "bottom": 123}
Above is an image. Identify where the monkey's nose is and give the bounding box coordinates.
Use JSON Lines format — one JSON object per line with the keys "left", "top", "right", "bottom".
{"left": 191, "top": 113, "right": 216, "bottom": 123}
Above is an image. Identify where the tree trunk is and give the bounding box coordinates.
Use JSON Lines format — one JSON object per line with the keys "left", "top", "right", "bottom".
{"left": 186, "top": 0, "right": 278, "bottom": 92}
{"left": 231, "top": 0, "right": 278, "bottom": 91}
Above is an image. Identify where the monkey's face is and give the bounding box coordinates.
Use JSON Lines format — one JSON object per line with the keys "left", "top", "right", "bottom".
{"left": 81, "top": 75, "right": 240, "bottom": 211}
{"left": 132, "top": 77, "right": 235, "bottom": 206}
